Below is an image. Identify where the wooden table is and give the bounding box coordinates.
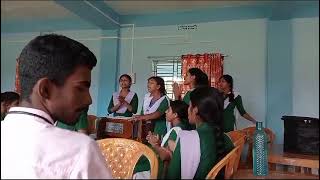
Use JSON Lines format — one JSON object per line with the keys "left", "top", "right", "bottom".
{"left": 268, "top": 144, "right": 319, "bottom": 172}
{"left": 232, "top": 169, "right": 319, "bottom": 179}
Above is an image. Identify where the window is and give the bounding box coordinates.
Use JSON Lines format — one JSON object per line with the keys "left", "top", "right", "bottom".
{"left": 151, "top": 57, "right": 183, "bottom": 99}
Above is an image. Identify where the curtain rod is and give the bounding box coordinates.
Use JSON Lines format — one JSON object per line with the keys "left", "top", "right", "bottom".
{"left": 148, "top": 54, "right": 228, "bottom": 59}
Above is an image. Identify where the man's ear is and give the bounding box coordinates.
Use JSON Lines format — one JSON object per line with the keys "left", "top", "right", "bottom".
{"left": 36, "top": 78, "right": 52, "bottom": 100}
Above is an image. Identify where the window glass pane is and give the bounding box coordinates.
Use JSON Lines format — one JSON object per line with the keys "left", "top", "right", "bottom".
{"left": 152, "top": 58, "right": 183, "bottom": 99}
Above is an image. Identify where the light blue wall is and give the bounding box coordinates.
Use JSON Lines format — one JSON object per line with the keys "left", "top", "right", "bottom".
{"left": 118, "top": 19, "right": 267, "bottom": 129}
{"left": 292, "top": 17, "right": 319, "bottom": 118}
{"left": 265, "top": 17, "right": 319, "bottom": 143}
{"left": 1, "top": 32, "right": 38, "bottom": 91}
{"left": 266, "top": 20, "right": 293, "bottom": 144}
{"left": 1, "top": 29, "right": 119, "bottom": 116}
{"left": 97, "top": 30, "right": 119, "bottom": 116}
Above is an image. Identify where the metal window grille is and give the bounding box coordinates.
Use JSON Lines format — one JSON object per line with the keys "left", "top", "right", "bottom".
{"left": 150, "top": 57, "right": 183, "bottom": 99}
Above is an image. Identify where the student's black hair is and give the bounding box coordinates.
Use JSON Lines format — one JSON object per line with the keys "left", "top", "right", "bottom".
{"left": 148, "top": 76, "right": 167, "bottom": 96}
{"left": 170, "top": 100, "right": 192, "bottom": 129}
{"left": 188, "top": 68, "right": 209, "bottom": 88}
{"left": 220, "top": 74, "right": 234, "bottom": 102}
{"left": 119, "top": 74, "right": 132, "bottom": 83}
{"left": 18, "top": 34, "right": 97, "bottom": 101}
{"left": 170, "top": 100, "right": 188, "bottom": 120}
{"left": 1, "top": 91, "right": 20, "bottom": 104}
{"left": 190, "top": 87, "right": 225, "bottom": 161}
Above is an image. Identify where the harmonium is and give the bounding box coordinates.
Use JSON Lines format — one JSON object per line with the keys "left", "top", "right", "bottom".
{"left": 96, "top": 116, "right": 140, "bottom": 140}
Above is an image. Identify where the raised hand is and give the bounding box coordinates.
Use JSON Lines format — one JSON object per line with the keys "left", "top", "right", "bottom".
{"left": 147, "top": 131, "right": 160, "bottom": 147}
{"left": 118, "top": 96, "right": 125, "bottom": 104}
{"left": 172, "top": 82, "right": 182, "bottom": 100}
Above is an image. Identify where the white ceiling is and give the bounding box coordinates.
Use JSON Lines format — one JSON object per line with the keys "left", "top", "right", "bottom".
{"left": 104, "top": 0, "right": 271, "bottom": 15}
{"left": 1, "top": 0, "right": 77, "bottom": 20}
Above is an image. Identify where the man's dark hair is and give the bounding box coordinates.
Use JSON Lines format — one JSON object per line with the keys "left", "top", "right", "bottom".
{"left": 1, "top": 91, "right": 20, "bottom": 104}
{"left": 18, "top": 34, "right": 97, "bottom": 101}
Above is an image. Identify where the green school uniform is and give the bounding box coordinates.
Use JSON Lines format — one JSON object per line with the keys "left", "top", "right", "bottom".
{"left": 166, "top": 123, "right": 234, "bottom": 179}
{"left": 223, "top": 95, "right": 247, "bottom": 133}
{"left": 182, "top": 90, "right": 196, "bottom": 130}
{"left": 141, "top": 97, "right": 169, "bottom": 138}
{"left": 133, "top": 122, "right": 187, "bottom": 178}
{"left": 56, "top": 110, "right": 88, "bottom": 131}
{"left": 166, "top": 123, "right": 216, "bottom": 179}
{"left": 107, "top": 93, "right": 138, "bottom": 117}
{"left": 224, "top": 133, "right": 235, "bottom": 153}
{"left": 133, "top": 95, "right": 169, "bottom": 177}
{"left": 182, "top": 90, "right": 192, "bottom": 105}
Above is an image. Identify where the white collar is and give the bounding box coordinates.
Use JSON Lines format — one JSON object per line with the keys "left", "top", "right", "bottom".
{"left": 8, "top": 107, "right": 55, "bottom": 125}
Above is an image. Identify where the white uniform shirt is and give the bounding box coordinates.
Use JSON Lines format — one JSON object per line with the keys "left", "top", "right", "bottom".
{"left": 1, "top": 107, "right": 113, "bottom": 179}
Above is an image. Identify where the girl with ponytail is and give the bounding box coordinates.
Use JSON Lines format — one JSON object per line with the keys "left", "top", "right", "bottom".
{"left": 218, "top": 74, "right": 256, "bottom": 132}
{"left": 165, "top": 87, "right": 233, "bottom": 179}
{"left": 172, "top": 68, "right": 209, "bottom": 105}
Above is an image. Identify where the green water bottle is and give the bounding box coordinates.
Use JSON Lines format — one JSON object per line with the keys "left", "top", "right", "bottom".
{"left": 253, "top": 121, "right": 268, "bottom": 176}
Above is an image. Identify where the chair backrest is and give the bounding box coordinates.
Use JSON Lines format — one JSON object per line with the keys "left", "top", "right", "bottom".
{"left": 96, "top": 138, "right": 158, "bottom": 179}
{"left": 241, "top": 126, "right": 275, "bottom": 144}
{"left": 87, "top": 115, "right": 97, "bottom": 134}
{"left": 226, "top": 130, "right": 246, "bottom": 172}
{"left": 240, "top": 126, "right": 275, "bottom": 167}
{"left": 206, "top": 146, "right": 241, "bottom": 179}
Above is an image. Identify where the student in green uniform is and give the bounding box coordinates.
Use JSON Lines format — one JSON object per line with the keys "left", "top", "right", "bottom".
{"left": 133, "top": 100, "right": 189, "bottom": 178}
{"left": 107, "top": 74, "right": 138, "bottom": 117}
{"left": 134, "top": 76, "right": 169, "bottom": 139}
{"left": 218, "top": 74, "right": 256, "bottom": 133}
{"left": 149, "top": 100, "right": 189, "bottom": 177}
{"left": 1, "top": 91, "right": 20, "bottom": 121}
{"left": 166, "top": 87, "right": 229, "bottom": 179}
{"left": 132, "top": 76, "right": 169, "bottom": 178}
{"left": 56, "top": 108, "right": 89, "bottom": 134}
{"left": 173, "top": 68, "right": 209, "bottom": 105}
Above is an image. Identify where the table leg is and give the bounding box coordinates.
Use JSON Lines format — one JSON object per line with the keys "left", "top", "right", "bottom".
{"left": 295, "top": 166, "right": 301, "bottom": 173}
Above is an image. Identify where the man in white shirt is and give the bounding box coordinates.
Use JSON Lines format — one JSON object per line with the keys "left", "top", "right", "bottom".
{"left": 1, "top": 34, "right": 113, "bottom": 179}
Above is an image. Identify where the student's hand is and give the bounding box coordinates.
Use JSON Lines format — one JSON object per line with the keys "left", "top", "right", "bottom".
{"left": 172, "top": 82, "right": 182, "bottom": 100}
{"left": 159, "top": 147, "right": 172, "bottom": 161}
{"left": 118, "top": 96, "right": 125, "bottom": 104}
{"left": 122, "top": 100, "right": 130, "bottom": 107}
{"left": 112, "top": 103, "right": 122, "bottom": 112}
{"left": 147, "top": 132, "right": 160, "bottom": 147}
{"left": 133, "top": 114, "right": 144, "bottom": 121}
